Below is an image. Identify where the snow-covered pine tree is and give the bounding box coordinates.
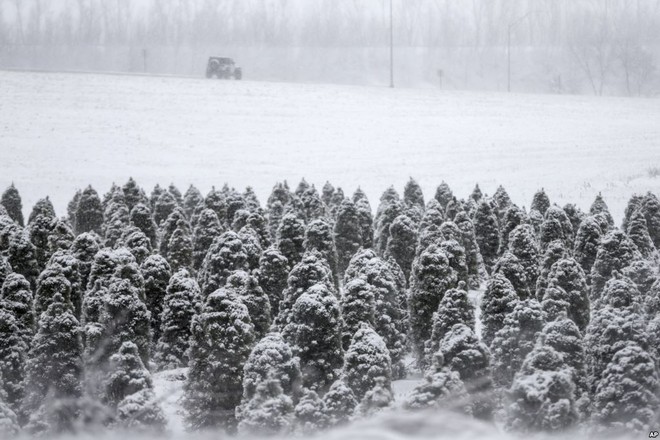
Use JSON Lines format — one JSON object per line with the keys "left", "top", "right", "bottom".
{"left": 353, "top": 190, "right": 374, "bottom": 249}
{"left": 47, "top": 219, "right": 75, "bottom": 255}
{"left": 355, "top": 376, "right": 394, "bottom": 418}
{"left": 535, "top": 240, "right": 568, "bottom": 302}
{"left": 120, "top": 226, "right": 152, "bottom": 265}
{"left": 539, "top": 217, "right": 565, "bottom": 254}
{"left": 473, "top": 200, "right": 500, "bottom": 272}
{"left": 385, "top": 214, "right": 417, "bottom": 282}
{"left": 573, "top": 215, "right": 602, "bottom": 281}
{"left": 530, "top": 189, "right": 550, "bottom": 216}
{"left": 154, "top": 269, "right": 201, "bottom": 370}
{"left": 440, "top": 323, "right": 494, "bottom": 420}
{"left": 434, "top": 182, "right": 454, "bottom": 210}
{"left": 493, "top": 185, "right": 512, "bottom": 220}
{"left": 374, "top": 186, "right": 402, "bottom": 256}
{"left": 20, "top": 293, "right": 83, "bottom": 435}
{"left": 27, "top": 205, "right": 56, "bottom": 270}
{"left": 542, "top": 258, "right": 590, "bottom": 332}
{"left": 34, "top": 265, "right": 72, "bottom": 317}
{"left": 323, "top": 380, "right": 357, "bottom": 427}
{"left": 492, "top": 251, "right": 531, "bottom": 299}
{"left": 257, "top": 247, "right": 289, "bottom": 318}
{"left": 122, "top": 178, "right": 148, "bottom": 212}
{"left": 304, "top": 218, "right": 339, "bottom": 286}
{"left": 403, "top": 178, "right": 425, "bottom": 210}
{"left": 343, "top": 249, "right": 407, "bottom": 378}
{"left": 0, "top": 307, "right": 29, "bottom": 413}
{"left": 626, "top": 208, "right": 657, "bottom": 258}
{"left": 505, "top": 341, "right": 577, "bottom": 433}
{"left": 642, "top": 192, "right": 660, "bottom": 248}
{"left": 584, "top": 303, "right": 647, "bottom": 394}
{"left": 0, "top": 272, "right": 34, "bottom": 349}
{"left": 102, "top": 188, "right": 130, "bottom": 248}
{"left": 544, "top": 206, "right": 575, "bottom": 249}
{"left": 334, "top": 199, "right": 362, "bottom": 278}
{"left": 480, "top": 273, "right": 518, "bottom": 348}
{"left": 590, "top": 229, "right": 640, "bottom": 302}
{"left": 140, "top": 254, "right": 171, "bottom": 345}
{"left": 592, "top": 343, "right": 659, "bottom": 436}
{"left": 166, "top": 219, "right": 193, "bottom": 272}
{"left": 283, "top": 283, "right": 343, "bottom": 393}
{"left": 498, "top": 205, "right": 525, "bottom": 256}
{"left": 6, "top": 228, "right": 39, "bottom": 288}
{"left": 454, "top": 211, "right": 486, "bottom": 287}
{"left": 491, "top": 298, "right": 545, "bottom": 388}
{"left": 182, "top": 185, "right": 203, "bottom": 219}
{"left": 562, "top": 203, "right": 585, "bottom": 239}
{"left": 226, "top": 270, "right": 271, "bottom": 339}
{"left": 276, "top": 212, "right": 306, "bottom": 268}
{"left": 275, "top": 251, "right": 334, "bottom": 329}
{"left": 237, "top": 377, "right": 294, "bottom": 437}
{"left": 408, "top": 244, "right": 458, "bottom": 366}
{"left": 266, "top": 182, "right": 291, "bottom": 241}
{"left": 129, "top": 203, "right": 158, "bottom": 249}
{"left": 1, "top": 184, "right": 24, "bottom": 226}
{"left": 424, "top": 283, "right": 475, "bottom": 366}
{"left": 153, "top": 190, "right": 177, "bottom": 227}
{"left": 404, "top": 351, "right": 470, "bottom": 413}
{"left": 508, "top": 224, "right": 540, "bottom": 290}
{"left": 340, "top": 278, "right": 377, "bottom": 349}
{"left": 541, "top": 314, "right": 590, "bottom": 420}
{"left": 66, "top": 190, "right": 81, "bottom": 228}
{"left": 293, "top": 389, "right": 328, "bottom": 435}
{"left": 191, "top": 208, "right": 223, "bottom": 270}
{"left": 71, "top": 232, "right": 100, "bottom": 290}
{"left": 184, "top": 287, "right": 254, "bottom": 432}
{"left": 238, "top": 226, "right": 263, "bottom": 271}
{"left": 344, "top": 324, "right": 392, "bottom": 402}
{"left": 74, "top": 186, "right": 103, "bottom": 235}
{"left": 105, "top": 341, "right": 166, "bottom": 432}
{"left": 589, "top": 193, "right": 614, "bottom": 228}
{"left": 198, "top": 231, "right": 249, "bottom": 297}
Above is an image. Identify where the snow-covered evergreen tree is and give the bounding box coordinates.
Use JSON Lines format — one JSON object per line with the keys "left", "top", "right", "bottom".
{"left": 493, "top": 250, "right": 531, "bottom": 299}
{"left": 154, "top": 269, "right": 200, "bottom": 370}
{"left": 153, "top": 190, "right": 177, "bottom": 226}
{"left": 323, "top": 380, "right": 357, "bottom": 427}
{"left": 385, "top": 214, "right": 417, "bottom": 282}
{"left": 166, "top": 219, "right": 193, "bottom": 272}
{"left": 481, "top": 273, "right": 518, "bottom": 348}
{"left": 425, "top": 283, "right": 475, "bottom": 366}
{"left": 626, "top": 208, "right": 657, "bottom": 258}
{"left": 434, "top": 182, "right": 454, "bottom": 210}
{"left": 71, "top": 232, "right": 100, "bottom": 290}
{"left": 409, "top": 244, "right": 458, "bottom": 365}
{"left": 1, "top": 184, "right": 24, "bottom": 226}
{"left": 340, "top": 277, "right": 377, "bottom": 348}
{"left": 257, "top": 247, "right": 289, "bottom": 318}
{"left": 542, "top": 258, "right": 590, "bottom": 332}
{"left": 293, "top": 389, "right": 328, "bottom": 435}
{"left": 105, "top": 341, "right": 166, "bottom": 432}
{"left": 20, "top": 293, "right": 83, "bottom": 435}
{"left": 590, "top": 229, "right": 640, "bottom": 301}
{"left": 122, "top": 178, "right": 148, "bottom": 212}
{"left": 0, "top": 272, "right": 34, "bottom": 349}
{"left": 642, "top": 192, "right": 660, "bottom": 248}
{"left": 354, "top": 191, "right": 374, "bottom": 249}
{"left": 505, "top": 342, "right": 577, "bottom": 433}
{"left": 237, "top": 377, "right": 294, "bottom": 436}
{"left": 491, "top": 298, "right": 545, "bottom": 388}
{"left": 184, "top": 287, "right": 255, "bottom": 432}
{"left": 6, "top": 228, "right": 39, "bottom": 288}
{"left": 562, "top": 203, "right": 585, "bottom": 240}
{"left": 0, "top": 307, "right": 29, "bottom": 412}
{"left": 74, "top": 186, "right": 103, "bottom": 235}
{"left": 440, "top": 324, "right": 494, "bottom": 420}
{"left": 198, "top": 231, "right": 249, "bottom": 297}
{"left": 473, "top": 200, "right": 500, "bottom": 272}
{"left": 355, "top": 376, "right": 394, "bottom": 418}
{"left": 191, "top": 208, "right": 223, "bottom": 270}
{"left": 592, "top": 343, "right": 659, "bottom": 436}
{"left": 535, "top": 240, "right": 568, "bottom": 301}
{"left": 283, "top": 284, "right": 343, "bottom": 393}
{"left": 374, "top": 186, "right": 402, "bottom": 256}
{"left": 344, "top": 324, "right": 392, "bottom": 402}
{"left": 334, "top": 199, "right": 362, "bottom": 278}
{"left": 226, "top": 270, "right": 271, "bottom": 339}
{"left": 141, "top": 254, "right": 171, "bottom": 344}
{"left": 589, "top": 193, "right": 614, "bottom": 228}
{"left": 403, "top": 352, "right": 470, "bottom": 414}
{"left": 120, "top": 226, "right": 152, "bottom": 265}
{"left": 530, "top": 189, "right": 550, "bottom": 216}
{"left": 276, "top": 213, "right": 306, "bottom": 268}
{"left": 183, "top": 185, "right": 203, "bottom": 219}
{"left": 304, "top": 218, "right": 338, "bottom": 285}
{"left": 498, "top": 205, "right": 525, "bottom": 256}
{"left": 129, "top": 203, "right": 158, "bottom": 248}
{"left": 34, "top": 265, "right": 72, "bottom": 317}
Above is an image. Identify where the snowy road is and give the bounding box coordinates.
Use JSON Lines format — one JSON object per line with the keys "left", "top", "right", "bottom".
{"left": 1, "top": 70, "right": 659, "bottom": 220}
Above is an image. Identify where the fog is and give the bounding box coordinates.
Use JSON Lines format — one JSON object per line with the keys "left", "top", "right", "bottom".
{"left": 1, "top": 0, "right": 659, "bottom": 95}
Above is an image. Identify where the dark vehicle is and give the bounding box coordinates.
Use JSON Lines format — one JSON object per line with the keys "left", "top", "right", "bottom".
{"left": 206, "top": 57, "right": 242, "bottom": 80}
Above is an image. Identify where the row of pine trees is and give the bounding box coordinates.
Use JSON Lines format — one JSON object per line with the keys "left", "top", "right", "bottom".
{"left": 0, "top": 178, "right": 660, "bottom": 437}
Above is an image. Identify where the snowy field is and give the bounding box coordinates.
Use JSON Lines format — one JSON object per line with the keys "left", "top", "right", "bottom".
{"left": 1, "top": 70, "right": 659, "bottom": 222}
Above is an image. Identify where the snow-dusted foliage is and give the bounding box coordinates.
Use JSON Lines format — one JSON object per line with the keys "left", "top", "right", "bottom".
{"left": 473, "top": 200, "right": 500, "bottom": 272}
{"left": 184, "top": 287, "right": 255, "bottom": 432}
{"left": 237, "top": 377, "right": 294, "bottom": 436}
{"left": 226, "top": 270, "right": 272, "bottom": 339}
{"left": 283, "top": 284, "right": 344, "bottom": 393}
{"left": 294, "top": 388, "right": 328, "bottom": 435}
{"left": 276, "top": 212, "right": 306, "bottom": 269}
{"left": 1, "top": 184, "right": 24, "bottom": 226}
{"left": 323, "top": 380, "right": 358, "bottom": 427}
{"left": 480, "top": 273, "right": 518, "bottom": 348}
{"left": 541, "top": 258, "right": 590, "bottom": 332}
{"left": 334, "top": 199, "right": 362, "bottom": 278}
{"left": 198, "top": 230, "right": 249, "bottom": 297}
{"left": 153, "top": 269, "right": 200, "bottom": 370}
{"left": 505, "top": 342, "right": 578, "bottom": 433}
{"left": 258, "top": 246, "right": 290, "bottom": 317}
{"left": 590, "top": 229, "right": 640, "bottom": 300}
{"left": 141, "top": 254, "right": 171, "bottom": 344}
{"left": 343, "top": 324, "right": 392, "bottom": 402}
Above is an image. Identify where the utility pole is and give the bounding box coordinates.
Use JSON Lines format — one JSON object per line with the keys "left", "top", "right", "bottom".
{"left": 389, "top": 0, "right": 394, "bottom": 88}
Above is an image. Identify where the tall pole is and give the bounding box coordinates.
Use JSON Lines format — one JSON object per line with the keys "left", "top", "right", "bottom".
{"left": 389, "top": 0, "right": 394, "bottom": 88}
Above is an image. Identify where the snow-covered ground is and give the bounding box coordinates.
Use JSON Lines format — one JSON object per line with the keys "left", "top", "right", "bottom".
{"left": 1, "top": 70, "right": 659, "bottom": 221}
